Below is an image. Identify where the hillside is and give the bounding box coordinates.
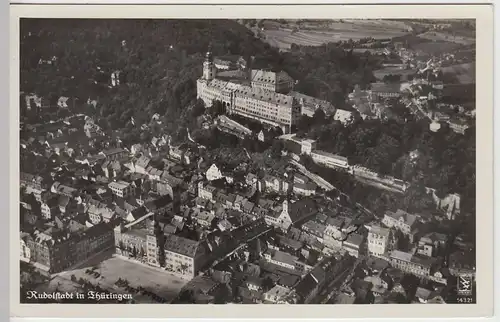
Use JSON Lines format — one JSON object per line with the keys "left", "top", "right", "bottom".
{"left": 21, "top": 19, "right": 380, "bottom": 133}
{"left": 21, "top": 19, "right": 276, "bottom": 126}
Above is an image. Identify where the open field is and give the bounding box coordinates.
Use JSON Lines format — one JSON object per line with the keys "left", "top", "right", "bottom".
{"left": 50, "top": 249, "right": 187, "bottom": 303}
{"left": 441, "top": 63, "right": 475, "bottom": 84}
{"left": 417, "top": 31, "right": 475, "bottom": 45}
{"left": 411, "top": 41, "right": 465, "bottom": 56}
{"left": 257, "top": 20, "right": 411, "bottom": 50}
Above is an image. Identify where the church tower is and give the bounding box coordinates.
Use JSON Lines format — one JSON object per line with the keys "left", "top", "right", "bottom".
{"left": 203, "top": 46, "right": 216, "bottom": 81}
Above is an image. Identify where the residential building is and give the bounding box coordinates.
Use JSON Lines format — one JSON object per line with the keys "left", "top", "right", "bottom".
{"left": 369, "top": 82, "right": 402, "bottom": 99}
{"left": 343, "top": 233, "right": 365, "bottom": 258}
{"left": 264, "top": 285, "right": 293, "bottom": 303}
{"left": 205, "top": 164, "right": 223, "bottom": 181}
{"left": 264, "top": 198, "right": 317, "bottom": 231}
{"left": 389, "top": 250, "right": 438, "bottom": 277}
{"left": 382, "top": 209, "right": 418, "bottom": 237}
{"left": 263, "top": 249, "right": 313, "bottom": 274}
{"left": 198, "top": 182, "right": 217, "bottom": 202}
{"left": 114, "top": 222, "right": 149, "bottom": 263}
{"left": 448, "top": 118, "right": 470, "bottom": 135}
{"left": 162, "top": 234, "right": 208, "bottom": 278}
{"left": 116, "top": 216, "right": 207, "bottom": 278}
{"left": 101, "top": 147, "right": 128, "bottom": 161}
{"left": 41, "top": 197, "right": 59, "bottom": 220}
{"left": 88, "top": 204, "right": 115, "bottom": 224}
{"left": 20, "top": 232, "right": 31, "bottom": 263}
{"left": 108, "top": 181, "right": 133, "bottom": 198}
{"left": 333, "top": 109, "right": 353, "bottom": 125}
{"left": 417, "top": 232, "right": 448, "bottom": 257}
{"left": 367, "top": 225, "right": 391, "bottom": 258}
{"left": 144, "top": 195, "right": 173, "bottom": 216}
{"left": 261, "top": 174, "right": 290, "bottom": 194}
{"left": 51, "top": 182, "right": 78, "bottom": 198}
{"left": 323, "top": 217, "right": 345, "bottom": 250}
{"left": 26, "top": 222, "right": 114, "bottom": 274}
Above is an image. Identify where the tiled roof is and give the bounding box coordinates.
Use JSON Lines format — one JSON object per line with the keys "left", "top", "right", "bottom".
{"left": 288, "top": 198, "right": 317, "bottom": 223}
{"left": 294, "top": 274, "right": 318, "bottom": 299}
{"left": 234, "top": 84, "right": 294, "bottom": 107}
{"left": 289, "top": 91, "right": 334, "bottom": 112}
{"left": 415, "top": 287, "right": 432, "bottom": 300}
{"left": 108, "top": 181, "right": 130, "bottom": 190}
{"left": 272, "top": 250, "right": 297, "bottom": 267}
{"left": 390, "top": 250, "right": 413, "bottom": 262}
{"left": 164, "top": 234, "right": 204, "bottom": 258}
{"left": 369, "top": 225, "right": 390, "bottom": 237}
{"left": 58, "top": 195, "right": 70, "bottom": 208}
{"left": 250, "top": 69, "right": 294, "bottom": 85}
{"left": 344, "top": 233, "right": 364, "bottom": 247}
{"left": 385, "top": 209, "right": 417, "bottom": 227}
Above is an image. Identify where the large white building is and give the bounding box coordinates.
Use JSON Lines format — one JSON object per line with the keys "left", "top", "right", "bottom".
{"left": 196, "top": 49, "right": 333, "bottom": 134}
{"left": 367, "top": 225, "right": 391, "bottom": 258}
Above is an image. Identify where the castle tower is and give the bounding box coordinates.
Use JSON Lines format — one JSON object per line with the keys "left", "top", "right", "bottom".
{"left": 203, "top": 47, "right": 217, "bottom": 81}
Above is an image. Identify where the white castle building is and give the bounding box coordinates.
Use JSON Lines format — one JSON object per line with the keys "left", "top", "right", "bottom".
{"left": 196, "top": 48, "right": 335, "bottom": 134}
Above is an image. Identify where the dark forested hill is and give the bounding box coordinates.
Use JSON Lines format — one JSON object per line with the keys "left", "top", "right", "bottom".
{"left": 21, "top": 19, "right": 379, "bottom": 130}
{"left": 20, "top": 19, "right": 277, "bottom": 126}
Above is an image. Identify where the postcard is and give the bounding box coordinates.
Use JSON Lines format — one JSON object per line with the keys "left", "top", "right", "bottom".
{"left": 10, "top": 3, "right": 494, "bottom": 319}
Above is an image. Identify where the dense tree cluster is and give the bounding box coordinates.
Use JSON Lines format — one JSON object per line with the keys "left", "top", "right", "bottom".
{"left": 295, "top": 111, "right": 475, "bottom": 212}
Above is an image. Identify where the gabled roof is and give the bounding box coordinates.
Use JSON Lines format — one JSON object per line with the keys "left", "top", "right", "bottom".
{"left": 294, "top": 274, "right": 318, "bottom": 299}
{"left": 130, "top": 206, "right": 148, "bottom": 220}
{"left": 164, "top": 234, "right": 204, "bottom": 258}
{"left": 43, "top": 196, "right": 60, "bottom": 208}
{"left": 58, "top": 195, "right": 71, "bottom": 208}
{"left": 415, "top": 287, "right": 432, "bottom": 301}
{"left": 272, "top": 250, "right": 297, "bottom": 267}
{"left": 287, "top": 198, "right": 317, "bottom": 223}
{"left": 385, "top": 209, "right": 418, "bottom": 227}
{"left": 369, "top": 225, "right": 390, "bottom": 238}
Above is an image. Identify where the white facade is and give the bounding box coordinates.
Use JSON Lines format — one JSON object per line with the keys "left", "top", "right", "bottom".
{"left": 311, "top": 150, "right": 349, "bottom": 169}
{"left": 205, "top": 164, "right": 223, "bottom": 181}
{"left": 196, "top": 50, "right": 300, "bottom": 134}
{"left": 20, "top": 238, "right": 31, "bottom": 262}
{"left": 108, "top": 181, "right": 133, "bottom": 198}
{"left": 333, "top": 109, "right": 353, "bottom": 125}
{"left": 368, "top": 226, "right": 390, "bottom": 258}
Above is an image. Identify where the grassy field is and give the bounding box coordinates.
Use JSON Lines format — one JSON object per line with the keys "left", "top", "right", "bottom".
{"left": 417, "top": 31, "right": 475, "bottom": 46}
{"left": 50, "top": 249, "right": 188, "bottom": 303}
{"left": 441, "top": 63, "right": 475, "bottom": 84}
{"left": 411, "top": 41, "right": 465, "bottom": 56}
{"left": 258, "top": 19, "right": 411, "bottom": 50}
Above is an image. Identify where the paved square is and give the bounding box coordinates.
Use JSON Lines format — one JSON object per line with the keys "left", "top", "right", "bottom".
{"left": 55, "top": 249, "right": 188, "bottom": 302}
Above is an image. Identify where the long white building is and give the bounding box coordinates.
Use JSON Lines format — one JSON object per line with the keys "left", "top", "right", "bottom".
{"left": 196, "top": 49, "right": 333, "bottom": 134}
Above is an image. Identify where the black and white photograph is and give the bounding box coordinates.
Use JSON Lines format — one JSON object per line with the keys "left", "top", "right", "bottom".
{"left": 10, "top": 3, "right": 494, "bottom": 320}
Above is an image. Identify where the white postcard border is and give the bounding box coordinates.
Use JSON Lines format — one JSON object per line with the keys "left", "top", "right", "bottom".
{"left": 9, "top": 3, "right": 494, "bottom": 319}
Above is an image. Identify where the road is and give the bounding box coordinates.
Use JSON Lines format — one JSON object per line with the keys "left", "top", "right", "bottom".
{"left": 290, "top": 159, "right": 335, "bottom": 191}
{"left": 311, "top": 256, "right": 360, "bottom": 304}
{"left": 209, "top": 226, "right": 272, "bottom": 269}
{"left": 290, "top": 158, "right": 377, "bottom": 223}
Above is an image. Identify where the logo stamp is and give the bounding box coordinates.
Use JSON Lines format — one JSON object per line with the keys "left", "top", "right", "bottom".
{"left": 457, "top": 274, "right": 473, "bottom": 296}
